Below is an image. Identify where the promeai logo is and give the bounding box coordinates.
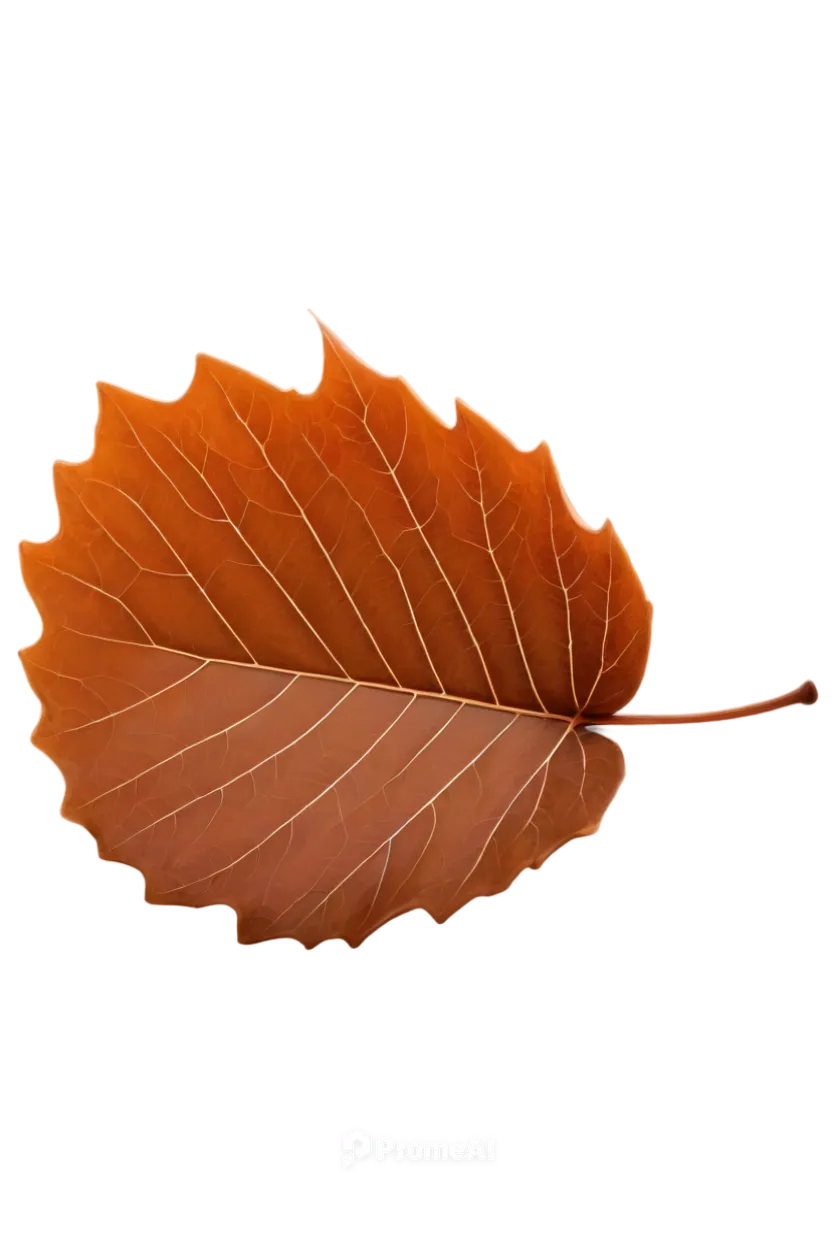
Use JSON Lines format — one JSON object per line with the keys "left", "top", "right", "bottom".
{"left": 340, "top": 1133, "right": 496, "bottom": 1168}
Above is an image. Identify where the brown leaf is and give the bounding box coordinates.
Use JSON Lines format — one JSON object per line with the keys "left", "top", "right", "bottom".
{"left": 24, "top": 657, "right": 624, "bottom": 946}
{"left": 20, "top": 323, "right": 648, "bottom": 946}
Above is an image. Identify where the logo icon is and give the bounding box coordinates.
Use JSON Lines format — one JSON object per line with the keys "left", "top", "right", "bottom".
{"left": 345, "top": 1133, "right": 373, "bottom": 1168}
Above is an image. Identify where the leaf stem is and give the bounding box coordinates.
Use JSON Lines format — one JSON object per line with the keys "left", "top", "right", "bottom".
{"left": 580, "top": 680, "right": 818, "bottom": 727}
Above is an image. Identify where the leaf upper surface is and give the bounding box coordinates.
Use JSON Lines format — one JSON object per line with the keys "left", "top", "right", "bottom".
{"left": 20, "top": 325, "right": 646, "bottom": 944}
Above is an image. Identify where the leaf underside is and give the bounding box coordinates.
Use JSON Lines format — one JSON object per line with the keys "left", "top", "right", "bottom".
{"left": 20, "top": 324, "right": 649, "bottom": 946}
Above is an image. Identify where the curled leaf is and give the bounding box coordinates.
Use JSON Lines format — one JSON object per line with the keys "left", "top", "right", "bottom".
{"left": 21, "top": 323, "right": 651, "bottom": 944}
{"left": 28, "top": 648, "right": 624, "bottom": 945}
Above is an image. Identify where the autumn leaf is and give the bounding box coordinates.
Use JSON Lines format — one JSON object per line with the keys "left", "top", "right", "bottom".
{"left": 19, "top": 322, "right": 815, "bottom": 946}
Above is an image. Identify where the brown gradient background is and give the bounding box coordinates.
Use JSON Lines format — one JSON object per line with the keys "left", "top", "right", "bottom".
{"left": 0, "top": 9, "right": 832, "bottom": 1254}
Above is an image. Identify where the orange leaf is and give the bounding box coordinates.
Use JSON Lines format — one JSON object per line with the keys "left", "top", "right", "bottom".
{"left": 16, "top": 323, "right": 715, "bottom": 946}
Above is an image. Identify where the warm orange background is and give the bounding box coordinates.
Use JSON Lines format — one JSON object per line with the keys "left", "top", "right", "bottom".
{"left": 0, "top": 9, "right": 832, "bottom": 1254}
